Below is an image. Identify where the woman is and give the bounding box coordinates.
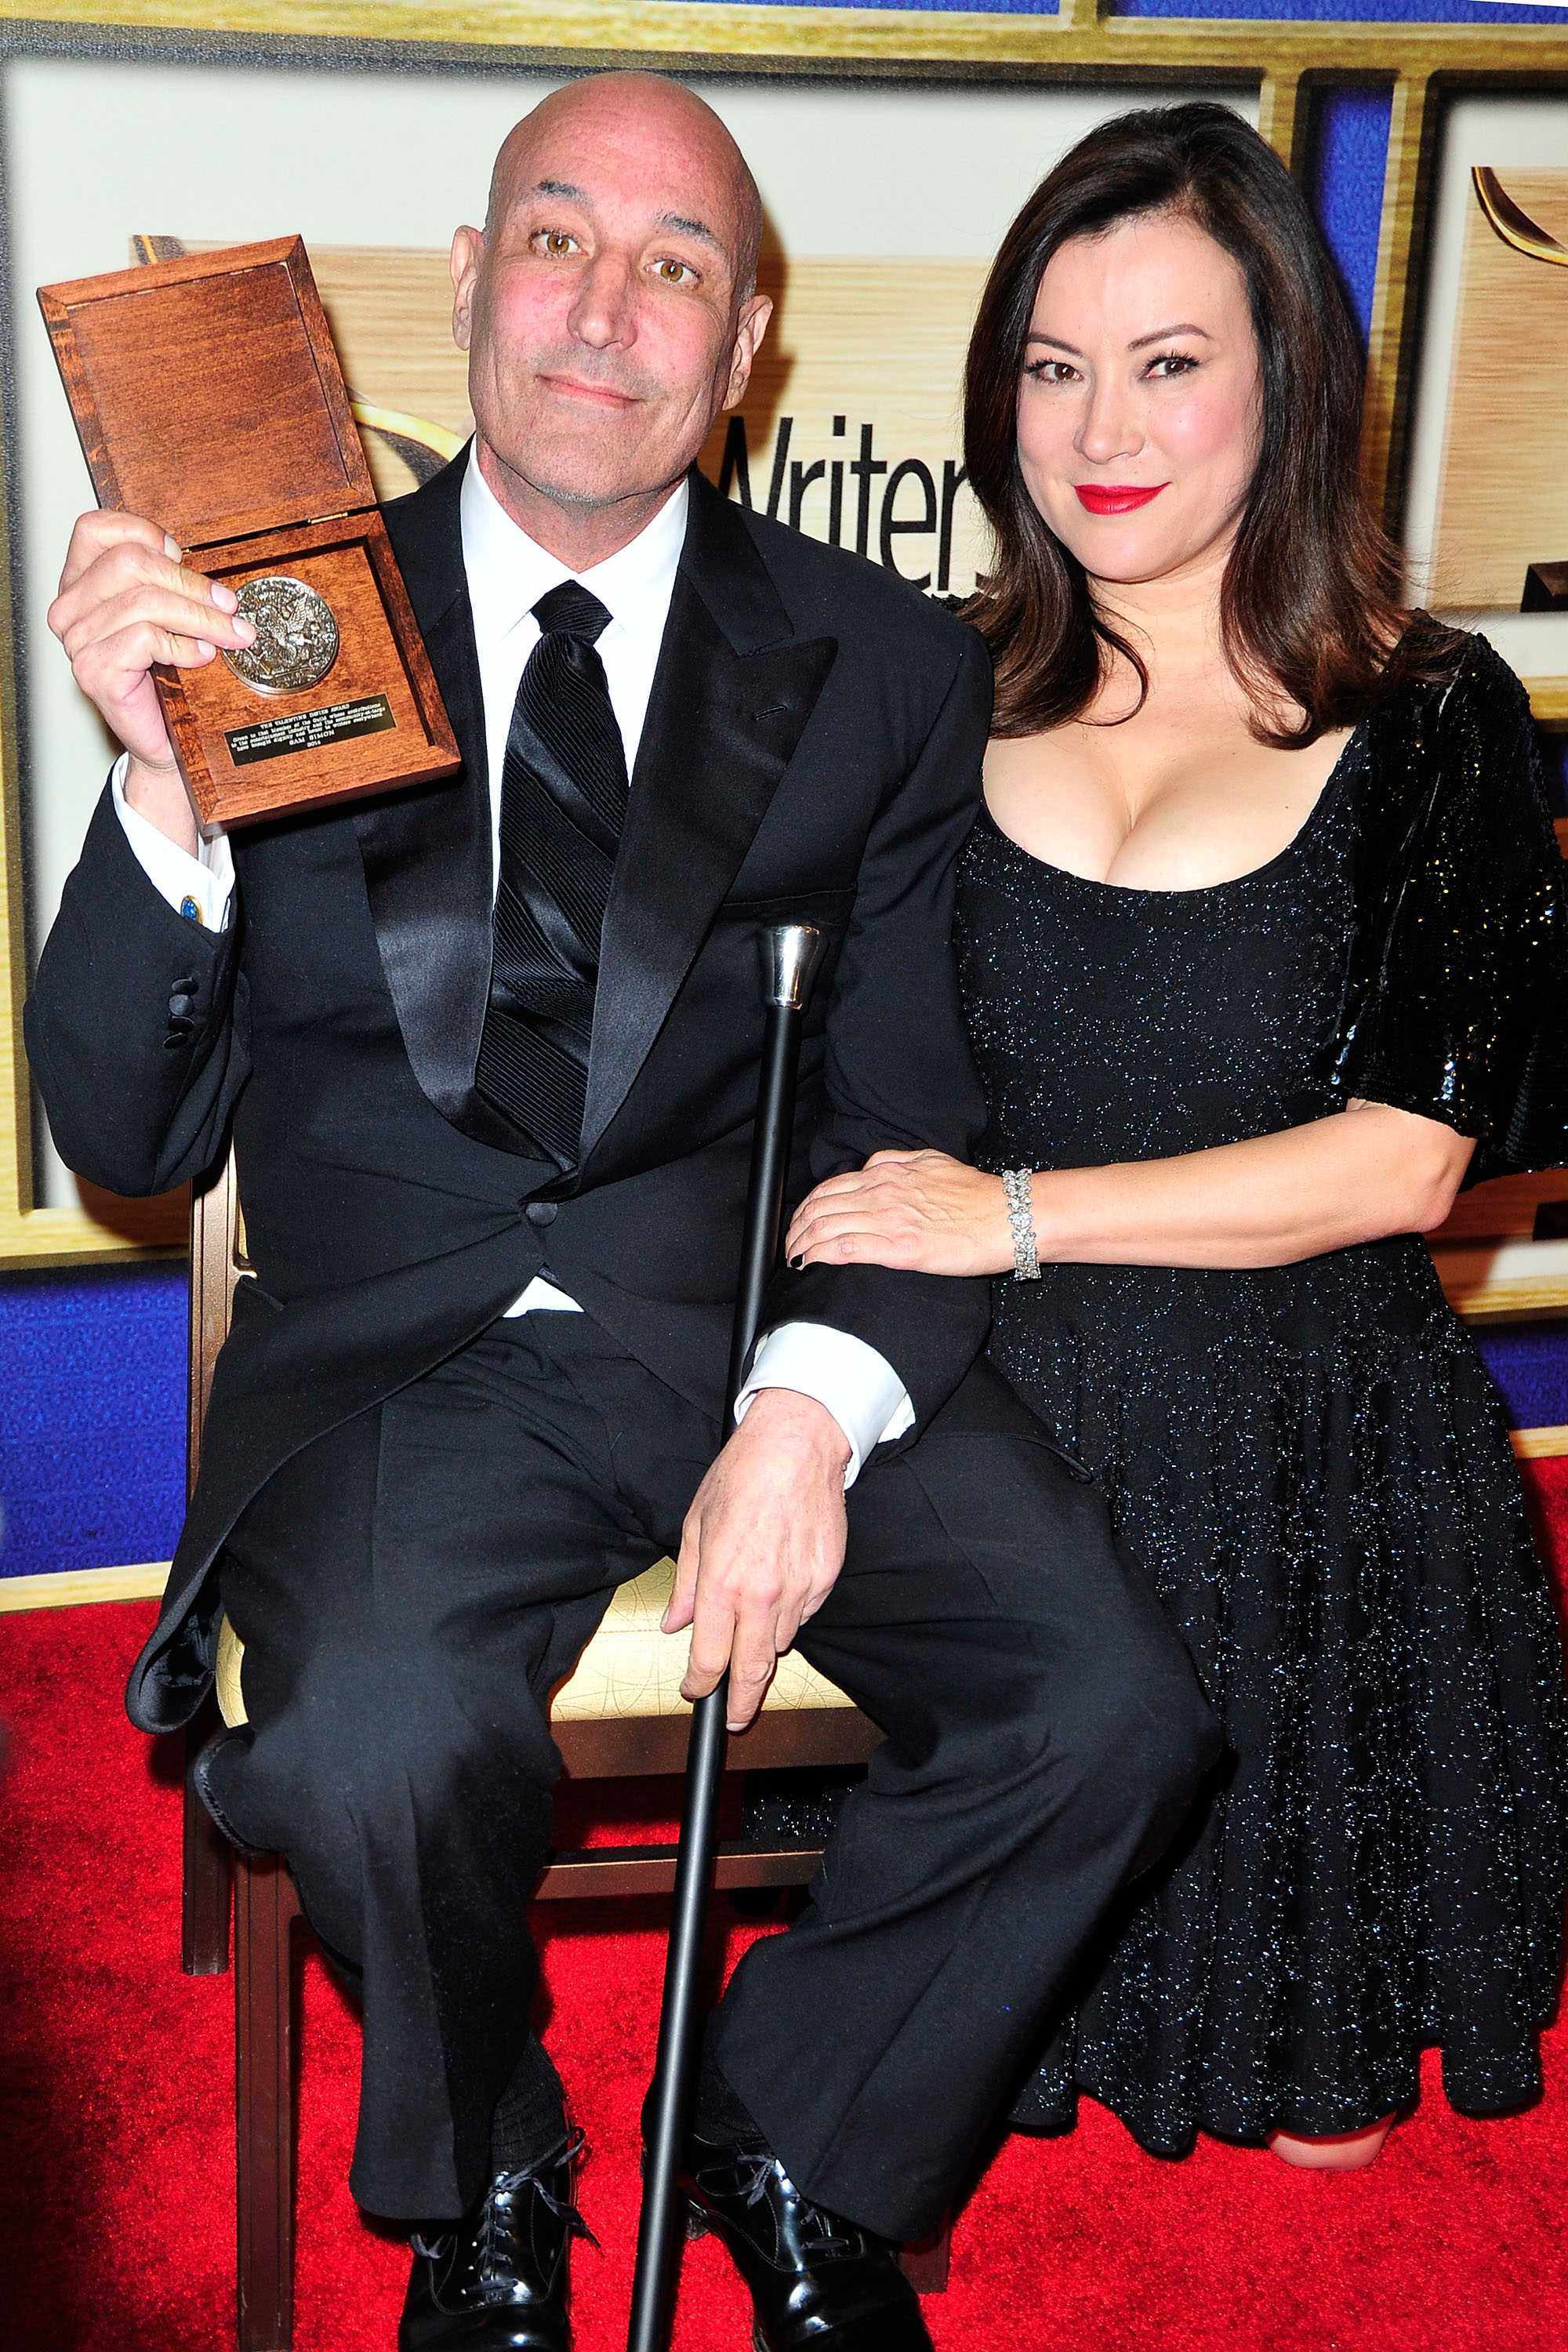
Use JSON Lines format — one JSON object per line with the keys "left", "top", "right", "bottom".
{"left": 786, "top": 103, "right": 1568, "bottom": 2170}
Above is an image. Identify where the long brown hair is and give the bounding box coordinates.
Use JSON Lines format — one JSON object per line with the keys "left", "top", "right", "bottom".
{"left": 964, "top": 102, "right": 1452, "bottom": 746}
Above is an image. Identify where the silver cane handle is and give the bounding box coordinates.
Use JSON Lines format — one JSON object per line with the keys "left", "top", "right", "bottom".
{"left": 762, "top": 921, "right": 828, "bottom": 1013}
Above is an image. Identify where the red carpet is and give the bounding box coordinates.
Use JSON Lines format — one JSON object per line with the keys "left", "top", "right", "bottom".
{"left": 4, "top": 1453, "right": 1568, "bottom": 2352}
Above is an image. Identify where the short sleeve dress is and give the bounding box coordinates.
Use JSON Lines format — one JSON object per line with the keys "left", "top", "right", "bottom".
{"left": 954, "top": 629, "right": 1568, "bottom": 2151}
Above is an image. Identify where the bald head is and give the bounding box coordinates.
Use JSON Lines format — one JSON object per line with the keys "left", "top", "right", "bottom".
{"left": 449, "top": 67, "right": 773, "bottom": 566}
{"left": 485, "top": 73, "right": 763, "bottom": 300}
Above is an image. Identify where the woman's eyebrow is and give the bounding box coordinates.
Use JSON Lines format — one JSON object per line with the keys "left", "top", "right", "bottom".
{"left": 1025, "top": 322, "right": 1216, "bottom": 354}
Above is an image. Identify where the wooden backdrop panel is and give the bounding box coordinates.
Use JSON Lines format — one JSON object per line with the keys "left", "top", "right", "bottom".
{"left": 1431, "top": 170, "right": 1568, "bottom": 612}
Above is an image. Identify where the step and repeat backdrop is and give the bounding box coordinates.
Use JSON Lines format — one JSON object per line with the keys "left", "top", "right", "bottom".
{"left": 2, "top": 2, "right": 1567, "bottom": 1581}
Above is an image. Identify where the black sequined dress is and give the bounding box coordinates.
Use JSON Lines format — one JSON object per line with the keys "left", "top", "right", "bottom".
{"left": 956, "top": 663, "right": 1568, "bottom": 2154}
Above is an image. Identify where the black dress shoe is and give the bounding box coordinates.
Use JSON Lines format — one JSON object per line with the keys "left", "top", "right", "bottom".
{"left": 398, "top": 2132, "right": 592, "bottom": 2350}
{"left": 680, "top": 2136, "right": 933, "bottom": 2351}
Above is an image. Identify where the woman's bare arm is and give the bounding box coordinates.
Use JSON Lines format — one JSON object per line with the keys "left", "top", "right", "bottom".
{"left": 784, "top": 1101, "right": 1475, "bottom": 1279}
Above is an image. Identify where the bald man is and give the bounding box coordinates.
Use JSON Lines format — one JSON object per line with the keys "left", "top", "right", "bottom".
{"left": 31, "top": 73, "right": 1215, "bottom": 2352}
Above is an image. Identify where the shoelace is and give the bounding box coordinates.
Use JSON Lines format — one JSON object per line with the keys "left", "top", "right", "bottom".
{"left": 732, "top": 2151, "right": 866, "bottom": 2260}
{"left": 412, "top": 2127, "right": 598, "bottom": 2267}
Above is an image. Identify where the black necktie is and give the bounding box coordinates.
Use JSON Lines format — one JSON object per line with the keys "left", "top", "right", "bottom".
{"left": 475, "top": 580, "right": 628, "bottom": 1170}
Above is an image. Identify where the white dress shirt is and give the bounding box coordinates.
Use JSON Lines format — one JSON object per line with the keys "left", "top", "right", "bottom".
{"left": 110, "top": 446, "right": 914, "bottom": 1478}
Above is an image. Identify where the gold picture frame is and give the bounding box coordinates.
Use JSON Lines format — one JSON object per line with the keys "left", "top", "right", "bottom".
{"left": 3, "top": 0, "right": 1567, "bottom": 1299}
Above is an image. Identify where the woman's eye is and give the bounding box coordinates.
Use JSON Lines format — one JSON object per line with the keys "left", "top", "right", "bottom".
{"left": 532, "top": 229, "right": 580, "bottom": 258}
{"left": 653, "top": 257, "right": 698, "bottom": 287}
{"left": 1024, "top": 358, "right": 1078, "bottom": 386}
{"left": 1146, "top": 352, "right": 1199, "bottom": 378}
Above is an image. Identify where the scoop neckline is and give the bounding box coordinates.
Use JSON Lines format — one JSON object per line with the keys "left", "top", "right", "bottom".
{"left": 977, "top": 714, "right": 1366, "bottom": 902}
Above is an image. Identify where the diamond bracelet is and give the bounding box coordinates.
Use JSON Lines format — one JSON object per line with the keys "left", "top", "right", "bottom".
{"left": 1001, "top": 1167, "right": 1040, "bottom": 1282}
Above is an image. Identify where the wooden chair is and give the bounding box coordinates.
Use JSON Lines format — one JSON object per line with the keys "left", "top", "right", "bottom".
{"left": 178, "top": 1156, "right": 947, "bottom": 2349}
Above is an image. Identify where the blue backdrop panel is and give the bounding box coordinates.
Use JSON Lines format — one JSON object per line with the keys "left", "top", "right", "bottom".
{"left": 1478, "top": 1324, "right": 1568, "bottom": 1435}
{"left": 1312, "top": 89, "right": 1392, "bottom": 340}
{"left": 0, "top": 1266, "right": 186, "bottom": 1581}
{"left": 720, "top": 0, "right": 1568, "bottom": 20}
{"left": 1112, "top": 0, "right": 1566, "bottom": 20}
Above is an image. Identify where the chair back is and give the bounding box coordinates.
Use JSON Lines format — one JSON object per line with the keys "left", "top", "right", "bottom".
{"left": 189, "top": 1152, "right": 248, "bottom": 1493}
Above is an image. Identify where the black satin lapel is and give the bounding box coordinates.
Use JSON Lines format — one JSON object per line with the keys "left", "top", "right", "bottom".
{"left": 380, "top": 446, "right": 470, "bottom": 636}
{"left": 579, "top": 572, "right": 837, "bottom": 1163}
{"left": 353, "top": 579, "right": 495, "bottom": 1128}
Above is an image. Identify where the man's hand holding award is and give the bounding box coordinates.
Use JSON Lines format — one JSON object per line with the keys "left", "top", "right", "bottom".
{"left": 40, "top": 235, "right": 459, "bottom": 832}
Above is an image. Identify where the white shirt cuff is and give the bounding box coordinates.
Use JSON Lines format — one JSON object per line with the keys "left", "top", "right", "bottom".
{"left": 735, "top": 1323, "right": 915, "bottom": 1486}
{"left": 111, "top": 753, "right": 234, "bottom": 931}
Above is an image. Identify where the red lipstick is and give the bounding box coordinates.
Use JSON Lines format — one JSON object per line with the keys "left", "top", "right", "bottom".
{"left": 1074, "top": 483, "right": 1168, "bottom": 514}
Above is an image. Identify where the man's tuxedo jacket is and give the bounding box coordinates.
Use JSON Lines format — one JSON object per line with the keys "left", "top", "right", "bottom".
{"left": 26, "top": 455, "right": 996, "bottom": 1736}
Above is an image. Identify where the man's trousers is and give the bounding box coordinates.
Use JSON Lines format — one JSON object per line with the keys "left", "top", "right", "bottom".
{"left": 201, "top": 1308, "right": 1218, "bottom": 2240}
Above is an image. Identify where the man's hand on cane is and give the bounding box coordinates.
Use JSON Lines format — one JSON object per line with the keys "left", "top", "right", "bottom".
{"left": 665, "top": 1389, "right": 851, "bottom": 1732}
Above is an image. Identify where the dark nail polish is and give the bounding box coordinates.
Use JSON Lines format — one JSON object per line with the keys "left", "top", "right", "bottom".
{"left": 788, "top": 1252, "right": 804, "bottom": 1269}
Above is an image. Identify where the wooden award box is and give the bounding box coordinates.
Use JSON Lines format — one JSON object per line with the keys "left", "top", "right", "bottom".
{"left": 39, "top": 235, "right": 460, "bottom": 829}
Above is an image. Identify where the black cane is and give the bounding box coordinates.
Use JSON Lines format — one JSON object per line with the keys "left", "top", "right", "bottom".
{"left": 626, "top": 921, "right": 829, "bottom": 2352}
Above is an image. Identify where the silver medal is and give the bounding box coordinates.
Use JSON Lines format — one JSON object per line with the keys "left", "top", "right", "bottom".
{"left": 223, "top": 573, "right": 340, "bottom": 695}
